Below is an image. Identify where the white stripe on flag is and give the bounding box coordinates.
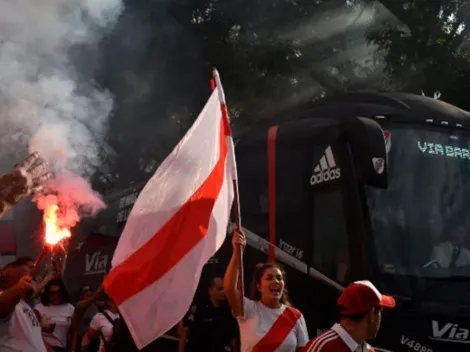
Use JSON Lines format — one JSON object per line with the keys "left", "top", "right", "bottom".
{"left": 121, "top": 161, "right": 233, "bottom": 347}
{"left": 104, "top": 74, "right": 235, "bottom": 350}
{"left": 111, "top": 89, "right": 222, "bottom": 268}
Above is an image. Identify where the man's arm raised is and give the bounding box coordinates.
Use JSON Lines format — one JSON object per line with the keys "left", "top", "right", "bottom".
{"left": 0, "top": 275, "right": 36, "bottom": 319}
{"left": 0, "top": 152, "right": 52, "bottom": 219}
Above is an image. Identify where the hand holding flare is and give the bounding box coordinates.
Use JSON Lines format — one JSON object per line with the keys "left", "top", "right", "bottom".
{"left": 34, "top": 199, "right": 72, "bottom": 270}
{"left": 0, "top": 152, "right": 52, "bottom": 218}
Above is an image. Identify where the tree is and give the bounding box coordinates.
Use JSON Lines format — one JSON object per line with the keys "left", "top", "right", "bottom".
{"left": 92, "top": 0, "right": 396, "bottom": 192}
{"left": 365, "top": 0, "right": 470, "bottom": 107}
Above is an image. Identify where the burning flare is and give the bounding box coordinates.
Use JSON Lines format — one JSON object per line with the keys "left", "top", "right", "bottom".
{"left": 43, "top": 203, "right": 71, "bottom": 246}
{"left": 35, "top": 175, "right": 105, "bottom": 252}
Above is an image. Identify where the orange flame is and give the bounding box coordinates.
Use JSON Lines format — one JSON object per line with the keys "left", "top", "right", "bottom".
{"left": 44, "top": 204, "right": 71, "bottom": 245}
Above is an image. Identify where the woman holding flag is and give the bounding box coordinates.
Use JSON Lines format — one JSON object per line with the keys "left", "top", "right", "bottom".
{"left": 224, "top": 229, "right": 309, "bottom": 352}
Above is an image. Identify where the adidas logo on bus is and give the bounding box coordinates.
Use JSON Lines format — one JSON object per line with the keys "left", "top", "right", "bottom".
{"left": 310, "top": 146, "right": 341, "bottom": 185}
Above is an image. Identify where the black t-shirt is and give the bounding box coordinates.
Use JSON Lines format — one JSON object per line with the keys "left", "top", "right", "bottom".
{"left": 107, "top": 319, "right": 168, "bottom": 352}
{"left": 183, "top": 301, "right": 239, "bottom": 352}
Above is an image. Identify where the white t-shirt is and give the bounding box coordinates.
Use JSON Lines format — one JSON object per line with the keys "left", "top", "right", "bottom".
{"left": 34, "top": 303, "right": 75, "bottom": 348}
{"left": 238, "top": 297, "right": 309, "bottom": 352}
{"left": 431, "top": 241, "right": 470, "bottom": 267}
{"left": 90, "top": 310, "right": 120, "bottom": 352}
{"left": 0, "top": 297, "right": 47, "bottom": 352}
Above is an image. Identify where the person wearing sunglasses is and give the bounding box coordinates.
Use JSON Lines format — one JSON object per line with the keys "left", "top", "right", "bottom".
{"left": 34, "top": 279, "right": 74, "bottom": 352}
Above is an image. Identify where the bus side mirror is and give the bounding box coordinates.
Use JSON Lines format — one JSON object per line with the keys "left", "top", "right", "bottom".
{"left": 341, "top": 117, "right": 388, "bottom": 189}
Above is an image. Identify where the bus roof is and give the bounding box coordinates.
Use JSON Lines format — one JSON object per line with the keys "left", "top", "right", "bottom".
{"left": 100, "top": 92, "right": 470, "bottom": 210}
{"left": 259, "top": 91, "right": 470, "bottom": 129}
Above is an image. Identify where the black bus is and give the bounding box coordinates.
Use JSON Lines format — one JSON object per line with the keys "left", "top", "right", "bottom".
{"left": 235, "top": 91, "right": 470, "bottom": 352}
{"left": 89, "top": 91, "right": 470, "bottom": 351}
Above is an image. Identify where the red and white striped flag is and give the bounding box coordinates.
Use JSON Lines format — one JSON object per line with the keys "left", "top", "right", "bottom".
{"left": 103, "top": 69, "right": 237, "bottom": 349}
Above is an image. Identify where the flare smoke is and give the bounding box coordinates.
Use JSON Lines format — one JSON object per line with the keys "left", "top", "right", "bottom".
{"left": 0, "top": 0, "right": 124, "bottom": 227}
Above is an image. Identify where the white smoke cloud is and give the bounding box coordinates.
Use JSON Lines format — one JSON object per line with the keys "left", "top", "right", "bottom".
{"left": 0, "top": 0, "right": 124, "bottom": 222}
{"left": 0, "top": 0, "right": 123, "bottom": 174}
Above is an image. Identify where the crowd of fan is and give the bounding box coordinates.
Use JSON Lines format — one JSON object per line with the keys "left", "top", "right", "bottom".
{"left": 0, "top": 229, "right": 394, "bottom": 352}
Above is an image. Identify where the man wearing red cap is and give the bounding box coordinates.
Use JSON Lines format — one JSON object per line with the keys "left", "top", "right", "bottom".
{"left": 303, "top": 280, "right": 395, "bottom": 352}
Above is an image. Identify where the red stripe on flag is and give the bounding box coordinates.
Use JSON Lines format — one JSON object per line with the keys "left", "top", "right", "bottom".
{"left": 220, "top": 103, "right": 232, "bottom": 137}
{"left": 104, "top": 117, "right": 229, "bottom": 306}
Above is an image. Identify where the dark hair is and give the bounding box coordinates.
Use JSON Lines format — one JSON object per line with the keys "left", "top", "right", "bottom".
{"left": 339, "top": 306, "right": 381, "bottom": 322}
{"left": 96, "top": 292, "right": 114, "bottom": 308}
{"left": 339, "top": 311, "right": 368, "bottom": 322}
{"left": 0, "top": 259, "right": 32, "bottom": 289}
{"left": 41, "top": 278, "right": 71, "bottom": 306}
{"left": 208, "top": 277, "right": 223, "bottom": 289}
{"left": 3, "top": 257, "right": 34, "bottom": 271}
{"left": 250, "top": 262, "right": 290, "bottom": 306}
{"left": 104, "top": 293, "right": 112, "bottom": 304}
{"left": 15, "top": 256, "right": 35, "bottom": 266}
{"left": 79, "top": 284, "right": 92, "bottom": 293}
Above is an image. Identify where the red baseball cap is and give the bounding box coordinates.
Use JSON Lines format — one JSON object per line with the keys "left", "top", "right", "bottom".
{"left": 337, "top": 280, "right": 396, "bottom": 316}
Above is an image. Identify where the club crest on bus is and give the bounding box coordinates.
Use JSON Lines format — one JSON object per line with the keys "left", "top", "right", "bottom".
{"left": 372, "top": 157, "right": 385, "bottom": 175}
{"left": 384, "top": 130, "right": 391, "bottom": 154}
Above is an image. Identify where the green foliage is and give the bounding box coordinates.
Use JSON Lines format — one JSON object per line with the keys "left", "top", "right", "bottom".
{"left": 365, "top": 0, "right": 470, "bottom": 105}
{"left": 93, "top": 0, "right": 470, "bottom": 192}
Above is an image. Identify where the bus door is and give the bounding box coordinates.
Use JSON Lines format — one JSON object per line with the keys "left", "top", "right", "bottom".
{"left": 307, "top": 139, "right": 365, "bottom": 335}
{"left": 262, "top": 118, "right": 356, "bottom": 337}
{"left": 235, "top": 118, "right": 345, "bottom": 334}
{"left": 234, "top": 115, "right": 386, "bottom": 337}
{"left": 305, "top": 115, "right": 388, "bottom": 336}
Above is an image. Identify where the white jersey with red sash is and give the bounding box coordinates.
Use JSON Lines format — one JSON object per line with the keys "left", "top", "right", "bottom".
{"left": 237, "top": 297, "right": 309, "bottom": 352}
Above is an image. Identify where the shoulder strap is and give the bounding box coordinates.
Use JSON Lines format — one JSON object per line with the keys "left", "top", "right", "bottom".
{"left": 99, "top": 311, "right": 117, "bottom": 352}
{"left": 101, "top": 311, "right": 116, "bottom": 325}
{"left": 100, "top": 330, "right": 110, "bottom": 351}
{"left": 251, "top": 306, "right": 302, "bottom": 352}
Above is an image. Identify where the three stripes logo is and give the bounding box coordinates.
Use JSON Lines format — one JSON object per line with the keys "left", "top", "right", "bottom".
{"left": 310, "top": 146, "right": 341, "bottom": 185}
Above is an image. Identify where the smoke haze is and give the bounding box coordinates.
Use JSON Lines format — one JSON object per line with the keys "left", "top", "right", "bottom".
{"left": 0, "top": 0, "right": 124, "bottom": 219}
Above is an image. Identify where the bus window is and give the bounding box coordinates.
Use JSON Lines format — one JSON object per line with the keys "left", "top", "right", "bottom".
{"left": 312, "top": 189, "right": 350, "bottom": 284}
{"left": 367, "top": 125, "right": 470, "bottom": 280}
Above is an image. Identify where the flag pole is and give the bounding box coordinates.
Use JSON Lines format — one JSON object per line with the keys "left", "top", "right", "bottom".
{"left": 212, "top": 68, "right": 245, "bottom": 317}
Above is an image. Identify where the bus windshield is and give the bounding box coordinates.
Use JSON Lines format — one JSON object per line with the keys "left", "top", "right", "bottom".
{"left": 366, "top": 124, "right": 470, "bottom": 279}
